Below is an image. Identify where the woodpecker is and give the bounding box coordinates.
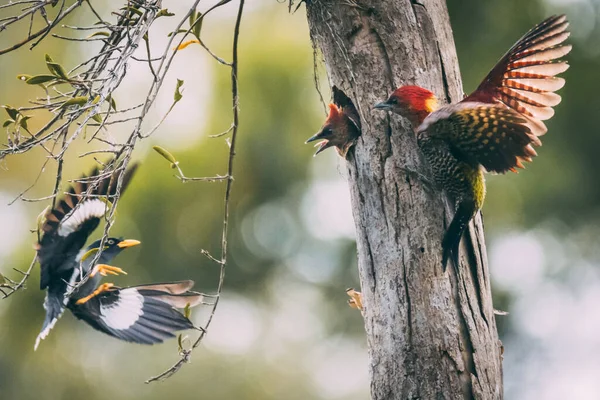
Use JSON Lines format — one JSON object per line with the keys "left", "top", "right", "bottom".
{"left": 306, "top": 86, "right": 361, "bottom": 158}
{"left": 35, "top": 163, "right": 138, "bottom": 349}
{"left": 374, "top": 15, "right": 571, "bottom": 269}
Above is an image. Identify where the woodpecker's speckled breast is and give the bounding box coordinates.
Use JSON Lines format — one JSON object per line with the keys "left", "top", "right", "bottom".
{"left": 416, "top": 134, "right": 486, "bottom": 210}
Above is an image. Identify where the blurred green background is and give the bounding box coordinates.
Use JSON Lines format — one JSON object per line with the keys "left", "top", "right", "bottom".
{"left": 0, "top": 1, "right": 598, "bottom": 399}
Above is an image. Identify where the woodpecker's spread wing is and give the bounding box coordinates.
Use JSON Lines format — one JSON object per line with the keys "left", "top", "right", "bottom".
{"left": 463, "top": 15, "right": 571, "bottom": 135}
{"left": 37, "top": 163, "right": 138, "bottom": 289}
{"left": 419, "top": 103, "right": 538, "bottom": 174}
{"left": 68, "top": 281, "right": 203, "bottom": 344}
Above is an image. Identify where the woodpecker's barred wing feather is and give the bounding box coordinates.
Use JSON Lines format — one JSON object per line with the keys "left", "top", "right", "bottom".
{"left": 37, "top": 163, "right": 138, "bottom": 289}
{"left": 67, "top": 281, "right": 202, "bottom": 345}
{"left": 463, "top": 15, "right": 571, "bottom": 135}
{"left": 419, "top": 103, "right": 538, "bottom": 174}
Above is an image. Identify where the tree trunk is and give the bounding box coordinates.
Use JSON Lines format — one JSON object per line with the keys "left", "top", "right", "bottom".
{"left": 305, "top": 1, "right": 503, "bottom": 398}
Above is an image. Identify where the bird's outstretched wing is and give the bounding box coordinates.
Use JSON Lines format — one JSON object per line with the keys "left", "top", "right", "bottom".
{"left": 419, "top": 103, "right": 538, "bottom": 174}
{"left": 37, "top": 163, "right": 138, "bottom": 289}
{"left": 463, "top": 15, "right": 571, "bottom": 135}
{"left": 68, "top": 281, "right": 204, "bottom": 344}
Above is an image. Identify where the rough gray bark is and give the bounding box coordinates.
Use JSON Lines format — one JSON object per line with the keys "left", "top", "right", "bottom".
{"left": 305, "top": 1, "right": 503, "bottom": 398}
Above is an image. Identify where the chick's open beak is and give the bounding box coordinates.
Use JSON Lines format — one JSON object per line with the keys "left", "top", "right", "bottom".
{"left": 117, "top": 239, "right": 141, "bottom": 248}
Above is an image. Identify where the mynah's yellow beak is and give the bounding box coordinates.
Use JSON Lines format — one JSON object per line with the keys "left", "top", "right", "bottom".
{"left": 117, "top": 239, "right": 141, "bottom": 248}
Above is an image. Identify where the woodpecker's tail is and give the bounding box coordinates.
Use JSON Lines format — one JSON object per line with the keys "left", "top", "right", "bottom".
{"left": 442, "top": 200, "right": 477, "bottom": 271}
{"left": 68, "top": 281, "right": 206, "bottom": 345}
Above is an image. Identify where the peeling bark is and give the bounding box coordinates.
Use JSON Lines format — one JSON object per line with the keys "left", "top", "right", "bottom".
{"left": 305, "top": 0, "right": 503, "bottom": 398}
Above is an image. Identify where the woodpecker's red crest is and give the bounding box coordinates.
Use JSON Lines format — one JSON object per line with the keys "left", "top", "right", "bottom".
{"left": 375, "top": 86, "right": 438, "bottom": 126}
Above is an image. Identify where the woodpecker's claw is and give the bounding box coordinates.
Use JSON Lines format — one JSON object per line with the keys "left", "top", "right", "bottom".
{"left": 75, "top": 283, "right": 114, "bottom": 305}
{"left": 346, "top": 288, "right": 363, "bottom": 311}
{"left": 90, "top": 264, "right": 127, "bottom": 278}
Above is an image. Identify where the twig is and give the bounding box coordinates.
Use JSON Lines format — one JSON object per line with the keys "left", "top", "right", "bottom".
{"left": 145, "top": 0, "right": 245, "bottom": 383}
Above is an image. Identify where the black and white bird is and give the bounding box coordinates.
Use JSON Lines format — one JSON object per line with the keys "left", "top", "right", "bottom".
{"left": 35, "top": 164, "right": 139, "bottom": 349}
{"left": 68, "top": 279, "right": 205, "bottom": 345}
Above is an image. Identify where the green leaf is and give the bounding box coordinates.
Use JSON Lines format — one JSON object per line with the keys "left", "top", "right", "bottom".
{"left": 177, "top": 334, "right": 184, "bottom": 352}
{"left": 46, "top": 62, "right": 69, "bottom": 80}
{"left": 167, "top": 29, "right": 188, "bottom": 38}
{"left": 174, "top": 79, "right": 184, "bottom": 103}
{"left": 91, "top": 113, "right": 103, "bottom": 123}
{"left": 188, "top": 10, "right": 197, "bottom": 29}
{"left": 183, "top": 303, "right": 191, "bottom": 319}
{"left": 108, "top": 96, "right": 117, "bottom": 111}
{"left": 98, "top": 197, "right": 113, "bottom": 209}
{"left": 44, "top": 54, "right": 54, "bottom": 63}
{"left": 153, "top": 145, "right": 178, "bottom": 164}
{"left": 25, "top": 75, "right": 57, "bottom": 85}
{"left": 193, "top": 12, "right": 203, "bottom": 39}
{"left": 79, "top": 247, "right": 99, "bottom": 262}
{"left": 16, "top": 74, "right": 32, "bottom": 82}
{"left": 157, "top": 9, "right": 175, "bottom": 18}
{"left": 61, "top": 97, "right": 88, "bottom": 108}
{"left": 2, "top": 120, "right": 14, "bottom": 128}
{"left": 2, "top": 106, "right": 18, "bottom": 120}
{"left": 86, "top": 31, "right": 110, "bottom": 39}
{"left": 18, "top": 115, "right": 31, "bottom": 130}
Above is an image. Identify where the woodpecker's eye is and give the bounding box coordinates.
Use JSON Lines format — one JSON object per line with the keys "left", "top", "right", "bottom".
{"left": 389, "top": 98, "right": 398, "bottom": 105}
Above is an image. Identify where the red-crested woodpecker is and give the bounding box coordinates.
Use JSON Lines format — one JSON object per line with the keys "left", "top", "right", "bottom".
{"left": 306, "top": 86, "right": 361, "bottom": 158}
{"left": 374, "top": 15, "right": 571, "bottom": 269}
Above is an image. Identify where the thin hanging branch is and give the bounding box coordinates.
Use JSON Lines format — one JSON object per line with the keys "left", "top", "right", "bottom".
{"left": 146, "top": 0, "right": 245, "bottom": 383}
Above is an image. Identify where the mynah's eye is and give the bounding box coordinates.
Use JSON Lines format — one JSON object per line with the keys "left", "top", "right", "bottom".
{"left": 108, "top": 239, "right": 115, "bottom": 245}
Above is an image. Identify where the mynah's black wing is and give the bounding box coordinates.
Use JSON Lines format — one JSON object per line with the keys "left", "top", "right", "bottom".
{"left": 37, "top": 163, "right": 138, "bottom": 289}
{"left": 67, "top": 282, "right": 203, "bottom": 345}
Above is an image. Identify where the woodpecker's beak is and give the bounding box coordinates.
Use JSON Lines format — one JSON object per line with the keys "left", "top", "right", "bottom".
{"left": 117, "top": 239, "right": 141, "bottom": 248}
{"left": 305, "top": 131, "right": 323, "bottom": 144}
{"left": 306, "top": 128, "right": 333, "bottom": 156}
{"left": 373, "top": 101, "right": 392, "bottom": 111}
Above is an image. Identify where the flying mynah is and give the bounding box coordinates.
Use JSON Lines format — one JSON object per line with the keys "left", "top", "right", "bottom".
{"left": 34, "top": 163, "right": 138, "bottom": 349}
